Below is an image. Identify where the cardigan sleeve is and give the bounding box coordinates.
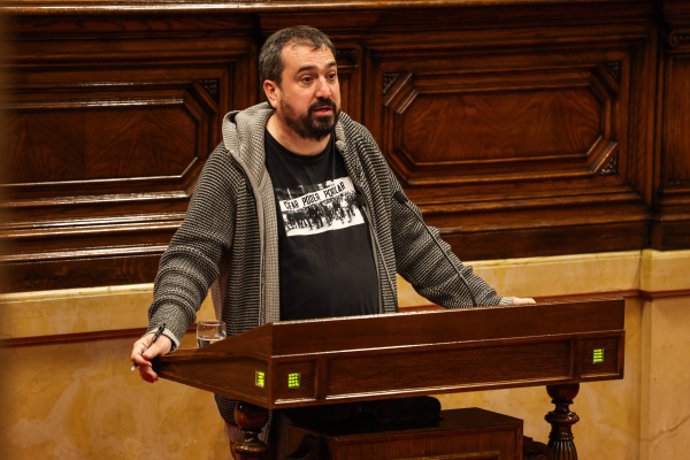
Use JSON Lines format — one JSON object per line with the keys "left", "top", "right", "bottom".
{"left": 147, "top": 144, "right": 240, "bottom": 345}
{"left": 389, "top": 180, "right": 505, "bottom": 308}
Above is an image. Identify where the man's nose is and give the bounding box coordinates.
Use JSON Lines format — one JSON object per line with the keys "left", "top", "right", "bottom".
{"left": 314, "top": 76, "right": 333, "bottom": 99}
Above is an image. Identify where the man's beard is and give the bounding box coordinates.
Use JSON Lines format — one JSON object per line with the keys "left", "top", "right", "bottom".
{"left": 281, "top": 98, "right": 339, "bottom": 141}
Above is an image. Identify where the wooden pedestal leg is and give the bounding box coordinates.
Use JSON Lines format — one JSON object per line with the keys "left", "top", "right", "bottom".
{"left": 233, "top": 402, "right": 270, "bottom": 460}
{"left": 545, "top": 383, "right": 580, "bottom": 460}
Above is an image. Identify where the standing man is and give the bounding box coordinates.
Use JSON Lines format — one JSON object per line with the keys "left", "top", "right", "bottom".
{"left": 130, "top": 24, "right": 534, "bottom": 452}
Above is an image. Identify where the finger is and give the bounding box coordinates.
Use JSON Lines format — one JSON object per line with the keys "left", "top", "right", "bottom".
{"left": 130, "top": 346, "right": 143, "bottom": 365}
{"left": 130, "top": 338, "right": 152, "bottom": 363}
{"left": 513, "top": 297, "right": 536, "bottom": 305}
{"left": 138, "top": 364, "right": 159, "bottom": 383}
{"left": 132, "top": 355, "right": 152, "bottom": 369}
{"left": 143, "top": 336, "right": 172, "bottom": 360}
{"left": 130, "top": 337, "right": 157, "bottom": 379}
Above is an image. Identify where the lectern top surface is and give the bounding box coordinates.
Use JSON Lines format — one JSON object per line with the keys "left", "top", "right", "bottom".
{"left": 209, "top": 298, "right": 623, "bottom": 357}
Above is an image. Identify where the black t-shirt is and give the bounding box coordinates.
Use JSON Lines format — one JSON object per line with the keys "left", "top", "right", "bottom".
{"left": 264, "top": 131, "right": 379, "bottom": 321}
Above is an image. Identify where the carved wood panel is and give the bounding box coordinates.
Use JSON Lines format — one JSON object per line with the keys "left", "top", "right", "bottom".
{"left": 381, "top": 65, "right": 619, "bottom": 181}
{"left": 1, "top": 16, "right": 256, "bottom": 291}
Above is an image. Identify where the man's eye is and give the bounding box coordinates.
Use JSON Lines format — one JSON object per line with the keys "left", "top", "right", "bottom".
{"left": 301, "top": 76, "right": 313, "bottom": 84}
{"left": 328, "top": 73, "right": 338, "bottom": 82}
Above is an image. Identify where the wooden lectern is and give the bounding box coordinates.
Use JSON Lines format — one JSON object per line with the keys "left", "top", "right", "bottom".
{"left": 155, "top": 298, "right": 624, "bottom": 460}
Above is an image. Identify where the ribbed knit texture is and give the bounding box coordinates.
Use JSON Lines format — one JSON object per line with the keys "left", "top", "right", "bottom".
{"left": 147, "top": 102, "right": 506, "bottom": 425}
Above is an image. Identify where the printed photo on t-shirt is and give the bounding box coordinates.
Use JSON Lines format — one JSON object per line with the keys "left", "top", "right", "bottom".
{"left": 275, "top": 176, "right": 365, "bottom": 237}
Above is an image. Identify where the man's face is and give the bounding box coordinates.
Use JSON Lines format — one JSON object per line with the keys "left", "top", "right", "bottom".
{"left": 269, "top": 43, "right": 341, "bottom": 141}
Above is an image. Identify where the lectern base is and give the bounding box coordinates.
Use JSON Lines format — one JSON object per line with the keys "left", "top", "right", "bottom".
{"left": 277, "top": 407, "right": 524, "bottom": 460}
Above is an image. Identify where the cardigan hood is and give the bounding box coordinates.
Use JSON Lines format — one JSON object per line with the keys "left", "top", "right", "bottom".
{"left": 221, "top": 102, "right": 349, "bottom": 186}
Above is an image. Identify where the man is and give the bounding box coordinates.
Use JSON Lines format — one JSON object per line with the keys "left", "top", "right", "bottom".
{"left": 130, "top": 25, "right": 534, "bottom": 453}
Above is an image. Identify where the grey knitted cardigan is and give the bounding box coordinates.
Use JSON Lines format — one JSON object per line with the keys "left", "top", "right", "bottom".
{"left": 147, "top": 102, "right": 511, "bottom": 423}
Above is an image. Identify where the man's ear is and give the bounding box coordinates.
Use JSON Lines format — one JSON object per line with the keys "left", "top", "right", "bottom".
{"left": 263, "top": 80, "right": 279, "bottom": 109}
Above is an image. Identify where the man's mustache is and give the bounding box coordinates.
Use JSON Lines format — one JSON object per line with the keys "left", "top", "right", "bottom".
{"left": 309, "top": 99, "right": 337, "bottom": 115}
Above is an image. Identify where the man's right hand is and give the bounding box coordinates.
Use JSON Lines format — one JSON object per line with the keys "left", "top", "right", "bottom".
{"left": 130, "top": 333, "right": 173, "bottom": 383}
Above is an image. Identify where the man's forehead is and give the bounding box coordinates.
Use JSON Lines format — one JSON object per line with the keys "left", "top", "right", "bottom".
{"left": 286, "top": 39, "right": 330, "bottom": 52}
{"left": 282, "top": 42, "right": 336, "bottom": 63}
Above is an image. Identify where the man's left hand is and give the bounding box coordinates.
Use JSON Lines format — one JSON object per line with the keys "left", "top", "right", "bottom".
{"left": 511, "top": 297, "right": 536, "bottom": 305}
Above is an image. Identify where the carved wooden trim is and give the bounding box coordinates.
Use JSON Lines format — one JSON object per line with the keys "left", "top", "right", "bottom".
{"left": 603, "top": 60, "right": 622, "bottom": 83}
{"left": 383, "top": 72, "right": 403, "bottom": 95}
{"left": 546, "top": 384, "right": 580, "bottom": 460}
{"left": 198, "top": 78, "right": 220, "bottom": 101}
{"left": 598, "top": 147, "right": 618, "bottom": 176}
{"left": 667, "top": 29, "right": 690, "bottom": 49}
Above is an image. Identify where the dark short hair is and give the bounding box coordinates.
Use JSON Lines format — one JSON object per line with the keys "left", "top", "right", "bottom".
{"left": 259, "top": 25, "right": 336, "bottom": 85}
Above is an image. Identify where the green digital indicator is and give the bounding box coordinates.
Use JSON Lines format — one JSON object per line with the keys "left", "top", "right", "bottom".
{"left": 593, "top": 348, "right": 605, "bottom": 364}
{"left": 255, "top": 371, "right": 265, "bottom": 388}
{"left": 288, "top": 372, "right": 301, "bottom": 389}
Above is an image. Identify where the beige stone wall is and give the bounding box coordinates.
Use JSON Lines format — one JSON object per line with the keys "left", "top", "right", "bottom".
{"left": 1, "top": 250, "right": 688, "bottom": 459}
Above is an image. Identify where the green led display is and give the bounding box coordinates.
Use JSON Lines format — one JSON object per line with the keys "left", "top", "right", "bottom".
{"left": 593, "top": 348, "right": 605, "bottom": 364}
{"left": 288, "top": 372, "right": 301, "bottom": 389}
{"left": 255, "top": 371, "right": 265, "bottom": 388}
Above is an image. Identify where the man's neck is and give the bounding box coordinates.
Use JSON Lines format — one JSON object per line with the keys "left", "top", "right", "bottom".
{"left": 266, "top": 114, "right": 330, "bottom": 156}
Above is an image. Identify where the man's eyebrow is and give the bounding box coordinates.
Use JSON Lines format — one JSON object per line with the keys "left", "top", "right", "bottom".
{"left": 296, "top": 61, "right": 338, "bottom": 73}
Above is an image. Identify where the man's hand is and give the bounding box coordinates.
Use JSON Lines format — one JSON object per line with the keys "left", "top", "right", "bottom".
{"left": 511, "top": 297, "right": 536, "bottom": 305}
{"left": 130, "top": 333, "right": 173, "bottom": 383}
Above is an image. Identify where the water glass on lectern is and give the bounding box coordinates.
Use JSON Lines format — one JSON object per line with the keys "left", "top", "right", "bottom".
{"left": 196, "top": 320, "right": 227, "bottom": 348}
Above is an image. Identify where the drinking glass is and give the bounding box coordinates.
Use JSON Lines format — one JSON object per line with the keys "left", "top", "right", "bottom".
{"left": 196, "top": 320, "right": 227, "bottom": 348}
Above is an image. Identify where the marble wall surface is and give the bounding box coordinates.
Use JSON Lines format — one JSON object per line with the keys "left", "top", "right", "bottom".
{"left": 1, "top": 249, "right": 688, "bottom": 459}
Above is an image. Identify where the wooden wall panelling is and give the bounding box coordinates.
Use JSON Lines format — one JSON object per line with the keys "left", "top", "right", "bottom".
{"left": 0, "top": 1, "right": 680, "bottom": 292}
{"left": 363, "top": 4, "right": 656, "bottom": 260}
{"left": 652, "top": 0, "right": 690, "bottom": 249}
{"left": 1, "top": 14, "right": 257, "bottom": 292}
